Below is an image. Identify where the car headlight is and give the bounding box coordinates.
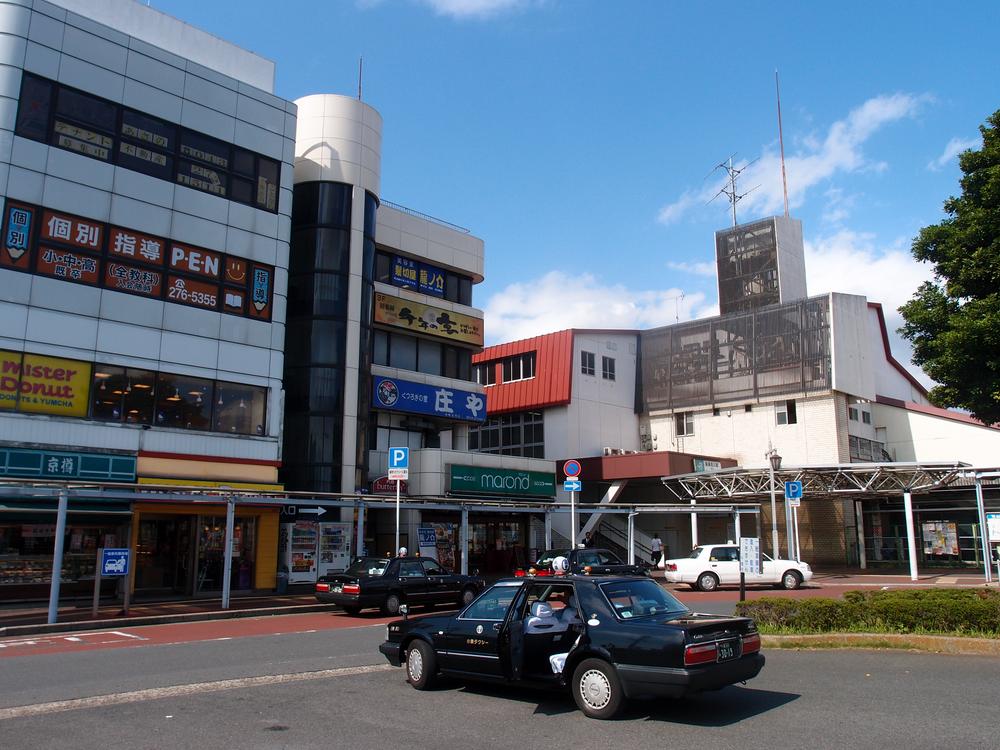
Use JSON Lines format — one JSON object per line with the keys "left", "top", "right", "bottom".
{"left": 386, "top": 625, "right": 390, "bottom": 640}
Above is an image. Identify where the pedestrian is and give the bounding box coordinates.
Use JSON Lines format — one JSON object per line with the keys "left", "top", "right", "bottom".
{"left": 397, "top": 546, "right": 408, "bottom": 557}
{"left": 651, "top": 533, "right": 663, "bottom": 567}
{"left": 584, "top": 530, "right": 595, "bottom": 548}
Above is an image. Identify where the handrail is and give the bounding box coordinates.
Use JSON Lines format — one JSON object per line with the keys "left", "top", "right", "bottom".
{"left": 381, "top": 200, "right": 470, "bottom": 234}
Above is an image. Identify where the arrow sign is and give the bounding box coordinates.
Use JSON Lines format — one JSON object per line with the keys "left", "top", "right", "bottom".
{"left": 299, "top": 507, "right": 327, "bottom": 516}
{"left": 564, "top": 479, "right": 582, "bottom": 492}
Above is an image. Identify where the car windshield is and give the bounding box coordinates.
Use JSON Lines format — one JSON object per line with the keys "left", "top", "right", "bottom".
{"left": 688, "top": 546, "right": 705, "bottom": 559}
{"left": 345, "top": 557, "right": 389, "bottom": 576}
{"left": 461, "top": 583, "right": 520, "bottom": 621}
{"left": 599, "top": 579, "right": 689, "bottom": 620}
{"left": 535, "top": 550, "right": 571, "bottom": 566}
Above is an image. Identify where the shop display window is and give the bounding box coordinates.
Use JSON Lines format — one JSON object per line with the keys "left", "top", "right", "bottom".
{"left": 0, "top": 522, "right": 123, "bottom": 586}
{"left": 91, "top": 365, "right": 156, "bottom": 424}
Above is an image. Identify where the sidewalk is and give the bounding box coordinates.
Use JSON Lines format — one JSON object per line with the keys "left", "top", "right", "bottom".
{"left": 3, "top": 568, "right": 996, "bottom": 638}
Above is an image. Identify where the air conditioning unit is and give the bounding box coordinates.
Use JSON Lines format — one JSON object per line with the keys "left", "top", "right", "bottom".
{"left": 602, "top": 447, "right": 613, "bottom": 456}
{"left": 603, "top": 447, "right": 624, "bottom": 456}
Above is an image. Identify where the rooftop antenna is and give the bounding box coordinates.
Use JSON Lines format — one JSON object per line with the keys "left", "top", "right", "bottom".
{"left": 358, "top": 57, "right": 363, "bottom": 100}
{"left": 708, "top": 155, "right": 759, "bottom": 227}
{"left": 775, "top": 70, "right": 789, "bottom": 217}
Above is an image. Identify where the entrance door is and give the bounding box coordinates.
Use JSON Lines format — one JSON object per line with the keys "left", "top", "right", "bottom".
{"left": 135, "top": 516, "right": 193, "bottom": 594}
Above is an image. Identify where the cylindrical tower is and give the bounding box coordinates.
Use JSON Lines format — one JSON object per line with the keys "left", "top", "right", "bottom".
{"left": 282, "top": 95, "right": 383, "bottom": 493}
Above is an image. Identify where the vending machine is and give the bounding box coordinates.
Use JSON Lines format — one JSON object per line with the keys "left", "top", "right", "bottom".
{"left": 280, "top": 520, "right": 353, "bottom": 583}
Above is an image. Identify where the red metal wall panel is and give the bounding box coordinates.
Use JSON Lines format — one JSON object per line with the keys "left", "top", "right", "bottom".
{"left": 474, "top": 330, "right": 574, "bottom": 414}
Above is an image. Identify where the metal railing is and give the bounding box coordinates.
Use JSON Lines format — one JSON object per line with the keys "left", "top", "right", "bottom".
{"left": 381, "top": 200, "right": 470, "bottom": 234}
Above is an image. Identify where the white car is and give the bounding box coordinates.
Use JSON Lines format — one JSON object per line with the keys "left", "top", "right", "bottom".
{"left": 661, "top": 543, "right": 813, "bottom": 591}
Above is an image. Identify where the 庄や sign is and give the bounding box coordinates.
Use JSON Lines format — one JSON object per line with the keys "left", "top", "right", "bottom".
{"left": 372, "top": 376, "right": 486, "bottom": 423}
{"left": 449, "top": 465, "right": 556, "bottom": 498}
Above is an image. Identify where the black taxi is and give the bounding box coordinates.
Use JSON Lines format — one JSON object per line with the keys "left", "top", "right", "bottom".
{"left": 379, "top": 574, "right": 764, "bottom": 719}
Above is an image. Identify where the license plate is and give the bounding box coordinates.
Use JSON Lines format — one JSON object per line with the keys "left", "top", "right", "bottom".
{"left": 332, "top": 585, "right": 342, "bottom": 593}
{"left": 717, "top": 639, "right": 739, "bottom": 662}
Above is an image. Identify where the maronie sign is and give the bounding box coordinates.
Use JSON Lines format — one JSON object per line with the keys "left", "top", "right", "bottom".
{"left": 449, "top": 465, "right": 556, "bottom": 498}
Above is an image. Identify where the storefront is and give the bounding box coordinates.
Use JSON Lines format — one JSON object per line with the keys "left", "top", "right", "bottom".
{"left": 0, "top": 499, "right": 131, "bottom": 601}
{"left": 130, "top": 502, "right": 280, "bottom": 596}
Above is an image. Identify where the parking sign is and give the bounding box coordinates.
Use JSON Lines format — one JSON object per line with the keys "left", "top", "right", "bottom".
{"left": 784, "top": 481, "right": 803, "bottom": 501}
{"left": 388, "top": 446, "right": 409, "bottom": 480}
{"left": 101, "top": 548, "right": 130, "bottom": 577}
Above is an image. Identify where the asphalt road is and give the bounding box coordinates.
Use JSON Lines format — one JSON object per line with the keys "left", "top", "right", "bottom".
{"left": 1, "top": 612, "right": 998, "bottom": 750}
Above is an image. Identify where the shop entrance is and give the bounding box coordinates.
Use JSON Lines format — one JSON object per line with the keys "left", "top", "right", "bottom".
{"left": 195, "top": 515, "right": 257, "bottom": 593}
{"left": 470, "top": 515, "right": 528, "bottom": 574}
{"left": 135, "top": 515, "right": 194, "bottom": 594}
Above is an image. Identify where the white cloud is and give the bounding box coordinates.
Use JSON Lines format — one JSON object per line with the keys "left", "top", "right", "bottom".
{"left": 481, "top": 271, "right": 713, "bottom": 344}
{"left": 666, "top": 259, "right": 716, "bottom": 276}
{"left": 927, "top": 136, "right": 980, "bottom": 171}
{"left": 417, "top": 0, "right": 531, "bottom": 19}
{"left": 804, "top": 229, "right": 935, "bottom": 387}
{"left": 657, "top": 93, "right": 929, "bottom": 225}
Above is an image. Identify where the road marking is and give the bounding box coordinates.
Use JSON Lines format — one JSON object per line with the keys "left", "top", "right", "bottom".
{"left": 0, "top": 630, "right": 148, "bottom": 652}
{"left": 0, "top": 663, "right": 395, "bottom": 721}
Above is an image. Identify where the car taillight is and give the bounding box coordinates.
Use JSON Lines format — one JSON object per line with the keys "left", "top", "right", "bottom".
{"left": 742, "top": 632, "right": 761, "bottom": 654}
{"left": 315, "top": 583, "right": 330, "bottom": 592}
{"left": 665, "top": 563, "right": 677, "bottom": 571}
{"left": 684, "top": 642, "right": 718, "bottom": 666}
{"left": 514, "top": 569, "right": 525, "bottom": 577}
{"left": 536, "top": 569, "right": 551, "bottom": 577}
{"left": 342, "top": 584, "right": 360, "bottom": 594}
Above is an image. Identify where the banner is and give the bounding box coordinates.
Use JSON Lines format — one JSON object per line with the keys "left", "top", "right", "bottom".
{"left": 373, "top": 376, "right": 486, "bottom": 423}
{"left": 449, "top": 465, "right": 556, "bottom": 498}
{"left": 374, "top": 293, "right": 483, "bottom": 346}
{"left": 0, "top": 350, "right": 91, "bottom": 417}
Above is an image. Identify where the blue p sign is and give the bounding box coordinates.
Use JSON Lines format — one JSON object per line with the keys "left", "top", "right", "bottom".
{"left": 389, "top": 447, "right": 409, "bottom": 469}
{"left": 784, "top": 481, "right": 803, "bottom": 500}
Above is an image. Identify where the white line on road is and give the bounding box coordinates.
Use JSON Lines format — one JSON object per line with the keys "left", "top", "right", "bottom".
{"left": 0, "top": 663, "right": 395, "bottom": 721}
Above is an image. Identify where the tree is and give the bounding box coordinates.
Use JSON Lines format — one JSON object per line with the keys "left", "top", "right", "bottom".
{"left": 899, "top": 109, "right": 1000, "bottom": 425}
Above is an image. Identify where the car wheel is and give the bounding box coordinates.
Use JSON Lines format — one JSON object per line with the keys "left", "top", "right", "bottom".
{"left": 697, "top": 572, "right": 720, "bottom": 592}
{"left": 571, "top": 658, "right": 624, "bottom": 720}
{"left": 781, "top": 570, "right": 803, "bottom": 590}
{"left": 342, "top": 605, "right": 361, "bottom": 616}
{"left": 405, "top": 640, "right": 437, "bottom": 690}
{"left": 459, "top": 587, "right": 476, "bottom": 607}
{"left": 382, "top": 592, "right": 402, "bottom": 616}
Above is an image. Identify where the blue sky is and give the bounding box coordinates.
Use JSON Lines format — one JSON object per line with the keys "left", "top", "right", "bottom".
{"left": 153, "top": 0, "right": 999, "bottom": 381}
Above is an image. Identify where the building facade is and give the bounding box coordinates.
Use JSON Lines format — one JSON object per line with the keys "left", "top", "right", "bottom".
{"left": 0, "top": 0, "right": 294, "bottom": 597}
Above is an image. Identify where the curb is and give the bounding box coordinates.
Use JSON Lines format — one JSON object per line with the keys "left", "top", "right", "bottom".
{"left": 0, "top": 603, "right": 340, "bottom": 638}
{"left": 762, "top": 632, "right": 1000, "bottom": 656}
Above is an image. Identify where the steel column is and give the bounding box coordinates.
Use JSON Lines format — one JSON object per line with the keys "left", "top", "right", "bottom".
{"left": 903, "top": 490, "right": 919, "bottom": 581}
{"left": 460, "top": 507, "right": 469, "bottom": 575}
{"left": 221, "top": 497, "right": 235, "bottom": 609}
{"left": 974, "top": 477, "right": 993, "bottom": 584}
{"left": 47, "top": 489, "right": 69, "bottom": 624}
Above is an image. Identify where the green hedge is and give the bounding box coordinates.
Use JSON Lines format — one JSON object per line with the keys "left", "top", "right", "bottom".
{"left": 734, "top": 589, "right": 1000, "bottom": 636}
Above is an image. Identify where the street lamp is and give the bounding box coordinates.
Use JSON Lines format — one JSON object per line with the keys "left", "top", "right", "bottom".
{"left": 766, "top": 448, "right": 782, "bottom": 558}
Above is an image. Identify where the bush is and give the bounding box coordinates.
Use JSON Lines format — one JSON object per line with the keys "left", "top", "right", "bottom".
{"left": 734, "top": 589, "right": 1000, "bottom": 636}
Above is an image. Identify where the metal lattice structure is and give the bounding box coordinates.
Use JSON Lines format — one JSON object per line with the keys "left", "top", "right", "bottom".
{"left": 716, "top": 218, "right": 780, "bottom": 313}
{"left": 640, "top": 296, "right": 831, "bottom": 411}
{"left": 662, "top": 462, "right": 979, "bottom": 501}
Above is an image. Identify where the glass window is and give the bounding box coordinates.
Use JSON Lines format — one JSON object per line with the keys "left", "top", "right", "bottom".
{"left": 176, "top": 159, "right": 227, "bottom": 198}
{"left": 373, "top": 330, "right": 389, "bottom": 366}
{"left": 599, "top": 579, "right": 687, "bottom": 619}
{"left": 121, "top": 109, "right": 175, "bottom": 153}
{"left": 123, "top": 368, "right": 156, "bottom": 425}
{"left": 777, "top": 399, "right": 797, "bottom": 426}
{"left": 390, "top": 334, "right": 417, "bottom": 370}
{"left": 256, "top": 157, "right": 280, "bottom": 211}
{"left": 675, "top": 411, "right": 694, "bottom": 436}
{"left": 458, "top": 277, "right": 473, "bottom": 306}
{"left": 230, "top": 177, "right": 254, "bottom": 205}
{"left": 418, "top": 339, "right": 442, "bottom": 376}
{"left": 602, "top": 356, "right": 615, "bottom": 381}
{"left": 179, "top": 130, "right": 230, "bottom": 169}
{"left": 399, "top": 560, "right": 425, "bottom": 578}
{"left": 862, "top": 410, "right": 872, "bottom": 425}
{"left": 581, "top": 351, "right": 595, "bottom": 376}
{"left": 420, "top": 559, "right": 447, "bottom": 575}
{"left": 460, "top": 583, "right": 519, "bottom": 620}
{"left": 155, "top": 373, "right": 214, "bottom": 430}
{"left": 375, "top": 252, "right": 392, "bottom": 284}
{"left": 214, "top": 381, "right": 267, "bottom": 435}
{"left": 232, "top": 147, "right": 256, "bottom": 177}
{"left": 55, "top": 86, "right": 117, "bottom": 133}
{"left": 91, "top": 365, "right": 126, "bottom": 422}
{"left": 848, "top": 407, "right": 859, "bottom": 421}
{"left": 444, "top": 274, "right": 459, "bottom": 302}
{"left": 14, "top": 74, "right": 52, "bottom": 142}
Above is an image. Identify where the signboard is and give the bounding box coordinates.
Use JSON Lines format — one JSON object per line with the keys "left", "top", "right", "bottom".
{"left": 788, "top": 497, "right": 801, "bottom": 508}
{"left": 563, "top": 460, "right": 582, "bottom": 478}
{"left": 417, "top": 527, "right": 439, "bottom": 561}
{"left": 694, "top": 458, "right": 723, "bottom": 472}
{"left": 0, "top": 350, "right": 92, "bottom": 417}
{"left": 100, "top": 548, "right": 130, "bottom": 577}
{"left": 372, "top": 376, "right": 486, "bottom": 423}
{"left": 388, "top": 446, "right": 409, "bottom": 481}
{"left": 922, "top": 521, "right": 959, "bottom": 556}
{"left": 372, "top": 476, "right": 408, "bottom": 494}
{"left": 784, "top": 481, "right": 803, "bottom": 500}
{"left": 0, "top": 200, "right": 274, "bottom": 322}
{"left": 739, "top": 537, "right": 762, "bottom": 575}
{"left": 563, "top": 479, "right": 582, "bottom": 492}
{"left": 391, "top": 255, "right": 446, "bottom": 298}
{"left": 449, "top": 465, "right": 556, "bottom": 498}
{"left": 374, "top": 293, "right": 484, "bottom": 347}
{"left": 0, "top": 447, "right": 136, "bottom": 482}
{"left": 988, "top": 513, "right": 1000, "bottom": 544}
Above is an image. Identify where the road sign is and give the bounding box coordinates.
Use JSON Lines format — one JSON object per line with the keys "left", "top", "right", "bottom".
{"left": 563, "top": 459, "right": 582, "bottom": 478}
{"left": 739, "top": 537, "right": 762, "bottom": 575}
{"left": 987, "top": 512, "right": 1000, "bottom": 543}
{"left": 101, "top": 548, "right": 130, "bottom": 577}
{"left": 388, "top": 446, "right": 409, "bottom": 480}
{"left": 784, "top": 481, "right": 803, "bottom": 500}
{"left": 563, "top": 479, "right": 582, "bottom": 492}
{"left": 788, "top": 497, "right": 801, "bottom": 508}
